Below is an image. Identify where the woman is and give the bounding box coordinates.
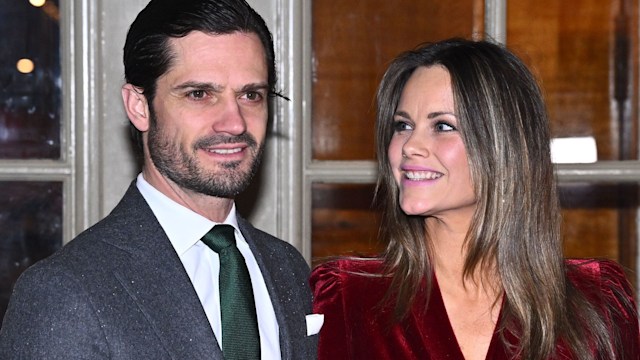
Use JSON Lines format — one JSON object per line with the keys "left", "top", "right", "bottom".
{"left": 311, "top": 38, "right": 639, "bottom": 360}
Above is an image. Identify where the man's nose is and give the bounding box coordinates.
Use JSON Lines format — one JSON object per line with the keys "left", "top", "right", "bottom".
{"left": 212, "top": 99, "right": 247, "bottom": 135}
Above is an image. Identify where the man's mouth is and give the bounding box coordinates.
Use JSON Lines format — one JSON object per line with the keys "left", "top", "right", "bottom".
{"left": 206, "top": 147, "right": 243, "bottom": 155}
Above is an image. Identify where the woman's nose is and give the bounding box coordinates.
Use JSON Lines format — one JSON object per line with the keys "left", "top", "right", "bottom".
{"left": 402, "top": 132, "right": 429, "bottom": 158}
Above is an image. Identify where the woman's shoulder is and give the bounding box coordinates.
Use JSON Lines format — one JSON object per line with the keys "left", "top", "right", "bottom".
{"left": 566, "top": 258, "right": 637, "bottom": 317}
{"left": 313, "top": 257, "right": 385, "bottom": 274}
{"left": 310, "top": 257, "right": 390, "bottom": 300}
{"left": 565, "top": 258, "right": 631, "bottom": 291}
{"left": 565, "top": 258, "right": 639, "bottom": 356}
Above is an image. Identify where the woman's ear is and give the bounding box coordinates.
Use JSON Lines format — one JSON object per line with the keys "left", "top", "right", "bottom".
{"left": 122, "top": 84, "right": 150, "bottom": 132}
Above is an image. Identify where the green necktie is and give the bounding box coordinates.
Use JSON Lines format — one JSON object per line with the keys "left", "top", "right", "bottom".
{"left": 202, "top": 225, "right": 261, "bottom": 359}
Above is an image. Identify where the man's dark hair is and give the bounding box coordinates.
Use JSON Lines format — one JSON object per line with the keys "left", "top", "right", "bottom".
{"left": 123, "top": 0, "right": 277, "bottom": 153}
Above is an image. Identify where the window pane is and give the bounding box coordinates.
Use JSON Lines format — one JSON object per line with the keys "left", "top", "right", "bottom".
{"left": 508, "top": 0, "right": 639, "bottom": 162}
{"left": 559, "top": 183, "right": 637, "bottom": 282}
{"left": 312, "top": 183, "right": 383, "bottom": 266}
{"left": 311, "top": 182, "right": 638, "bottom": 284}
{"left": 0, "top": 181, "right": 62, "bottom": 322}
{"left": 0, "top": 0, "right": 61, "bottom": 159}
{"left": 312, "top": 0, "right": 480, "bottom": 160}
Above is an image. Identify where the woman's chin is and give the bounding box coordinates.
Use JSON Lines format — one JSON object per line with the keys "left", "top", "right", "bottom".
{"left": 400, "top": 203, "right": 430, "bottom": 217}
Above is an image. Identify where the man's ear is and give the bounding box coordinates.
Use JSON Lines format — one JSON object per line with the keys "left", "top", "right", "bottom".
{"left": 122, "top": 84, "right": 150, "bottom": 132}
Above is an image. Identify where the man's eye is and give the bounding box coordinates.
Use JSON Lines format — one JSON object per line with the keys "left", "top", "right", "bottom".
{"left": 243, "top": 91, "right": 264, "bottom": 101}
{"left": 188, "top": 90, "right": 207, "bottom": 99}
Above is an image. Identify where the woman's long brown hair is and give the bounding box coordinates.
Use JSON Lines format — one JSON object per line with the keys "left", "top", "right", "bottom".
{"left": 374, "top": 38, "right": 625, "bottom": 359}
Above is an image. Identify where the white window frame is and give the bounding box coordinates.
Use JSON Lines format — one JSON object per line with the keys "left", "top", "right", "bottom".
{"left": 290, "top": 0, "right": 640, "bottom": 295}
{"left": 7, "top": 0, "right": 636, "bottom": 292}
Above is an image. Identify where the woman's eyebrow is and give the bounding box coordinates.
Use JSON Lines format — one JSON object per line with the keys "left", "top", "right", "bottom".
{"left": 427, "top": 111, "right": 456, "bottom": 119}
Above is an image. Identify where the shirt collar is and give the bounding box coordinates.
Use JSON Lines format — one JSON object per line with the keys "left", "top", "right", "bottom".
{"left": 135, "top": 173, "right": 240, "bottom": 256}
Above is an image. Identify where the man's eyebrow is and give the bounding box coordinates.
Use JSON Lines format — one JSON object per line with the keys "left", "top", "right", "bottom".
{"left": 172, "top": 81, "right": 223, "bottom": 92}
{"left": 238, "top": 82, "right": 270, "bottom": 93}
{"left": 172, "top": 81, "right": 270, "bottom": 94}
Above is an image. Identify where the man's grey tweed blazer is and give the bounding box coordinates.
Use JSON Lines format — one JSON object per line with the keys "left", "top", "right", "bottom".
{"left": 0, "top": 182, "right": 317, "bottom": 359}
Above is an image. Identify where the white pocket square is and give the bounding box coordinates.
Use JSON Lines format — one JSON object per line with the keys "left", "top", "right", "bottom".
{"left": 305, "top": 314, "right": 324, "bottom": 336}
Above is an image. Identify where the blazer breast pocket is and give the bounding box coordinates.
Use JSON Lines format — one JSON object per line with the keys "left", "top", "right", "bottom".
{"left": 305, "top": 314, "right": 324, "bottom": 336}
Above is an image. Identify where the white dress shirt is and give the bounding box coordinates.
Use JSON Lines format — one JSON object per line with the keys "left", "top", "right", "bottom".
{"left": 136, "top": 174, "right": 281, "bottom": 359}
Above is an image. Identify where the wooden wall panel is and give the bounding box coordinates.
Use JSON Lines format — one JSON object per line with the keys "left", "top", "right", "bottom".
{"left": 508, "top": 0, "right": 638, "bottom": 276}
{"left": 311, "top": 183, "right": 382, "bottom": 266}
{"left": 311, "top": 1, "right": 639, "bottom": 283}
{"left": 312, "top": 0, "right": 480, "bottom": 160}
{"left": 508, "top": 0, "right": 638, "bottom": 161}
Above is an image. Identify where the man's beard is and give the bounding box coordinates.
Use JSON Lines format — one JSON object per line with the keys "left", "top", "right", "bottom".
{"left": 147, "top": 110, "right": 264, "bottom": 198}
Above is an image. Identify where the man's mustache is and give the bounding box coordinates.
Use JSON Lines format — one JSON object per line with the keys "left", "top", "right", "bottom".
{"left": 193, "top": 133, "right": 258, "bottom": 149}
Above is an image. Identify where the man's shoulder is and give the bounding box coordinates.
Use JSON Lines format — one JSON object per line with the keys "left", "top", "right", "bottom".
{"left": 20, "top": 220, "right": 129, "bottom": 282}
{"left": 238, "top": 217, "right": 301, "bottom": 253}
{"left": 238, "top": 218, "right": 309, "bottom": 275}
{"left": 20, "top": 185, "right": 154, "bottom": 280}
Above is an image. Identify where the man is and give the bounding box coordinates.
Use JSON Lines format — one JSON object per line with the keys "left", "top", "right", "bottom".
{"left": 0, "top": 0, "right": 318, "bottom": 359}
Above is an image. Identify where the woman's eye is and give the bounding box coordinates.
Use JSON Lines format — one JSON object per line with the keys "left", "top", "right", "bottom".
{"left": 435, "top": 122, "right": 455, "bottom": 131}
{"left": 393, "top": 121, "right": 412, "bottom": 132}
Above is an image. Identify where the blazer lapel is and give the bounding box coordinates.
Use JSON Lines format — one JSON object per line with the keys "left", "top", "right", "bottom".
{"left": 105, "top": 184, "right": 224, "bottom": 359}
{"left": 238, "top": 218, "right": 308, "bottom": 360}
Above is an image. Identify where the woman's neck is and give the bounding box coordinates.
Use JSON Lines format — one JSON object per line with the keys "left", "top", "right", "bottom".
{"left": 426, "top": 214, "right": 500, "bottom": 295}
